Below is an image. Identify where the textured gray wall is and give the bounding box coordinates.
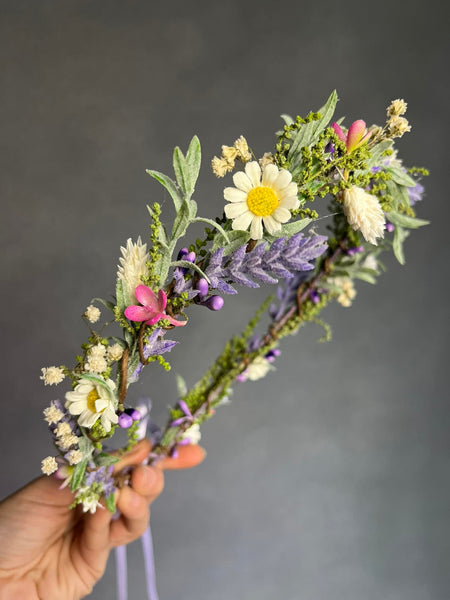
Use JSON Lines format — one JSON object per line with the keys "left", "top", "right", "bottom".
{"left": 1, "top": 1, "right": 449, "bottom": 599}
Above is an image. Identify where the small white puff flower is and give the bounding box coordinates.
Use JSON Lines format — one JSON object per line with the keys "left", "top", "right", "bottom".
{"left": 117, "top": 237, "right": 149, "bottom": 302}
{"left": 40, "top": 366, "right": 65, "bottom": 386}
{"left": 182, "top": 423, "right": 202, "bottom": 444}
{"left": 387, "top": 99, "right": 407, "bottom": 117}
{"left": 212, "top": 155, "right": 233, "bottom": 178}
{"left": 387, "top": 115, "right": 411, "bottom": 138}
{"left": 221, "top": 144, "right": 238, "bottom": 163}
{"left": 41, "top": 456, "right": 58, "bottom": 475}
{"left": 54, "top": 422, "right": 72, "bottom": 437}
{"left": 224, "top": 161, "right": 299, "bottom": 240}
{"left": 233, "top": 135, "right": 252, "bottom": 162}
{"left": 66, "top": 449, "right": 83, "bottom": 465}
{"left": 342, "top": 186, "right": 385, "bottom": 245}
{"left": 57, "top": 433, "right": 79, "bottom": 450}
{"left": 43, "top": 404, "right": 64, "bottom": 425}
{"left": 84, "top": 305, "right": 101, "bottom": 324}
{"left": 88, "top": 343, "right": 107, "bottom": 357}
{"left": 106, "top": 343, "right": 124, "bottom": 362}
{"left": 85, "top": 355, "right": 108, "bottom": 374}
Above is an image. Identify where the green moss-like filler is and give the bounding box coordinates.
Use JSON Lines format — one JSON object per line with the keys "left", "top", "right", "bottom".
{"left": 141, "top": 202, "right": 163, "bottom": 291}
{"left": 91, "top": 421, "right": 117, "bottom": 441}
{"left": 124, "top": 420, "right": 141, "bottom": 452}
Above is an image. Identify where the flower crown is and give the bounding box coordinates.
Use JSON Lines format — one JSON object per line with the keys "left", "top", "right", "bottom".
{"left": 40, "top": 91, "right": 428, "bottom": 514}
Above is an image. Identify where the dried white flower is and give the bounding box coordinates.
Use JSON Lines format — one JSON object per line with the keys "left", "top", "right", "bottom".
{"left": 41, "top": 456, "right": 58, "bottom": 475}
{"left": 387, "top": 99, "right": 407, "bottom": 117}
{"left": 40, "top": 366, "right": 65, "bottom": 386}
{"left": 242, "top": 356, "right": 273, "bottom": 381}
{"left": 54, "top": 422, "right": 72, "bottom": 437}
{"left": 58, "top": 433, "right": 79, "bottom": 450}
{"left": 85, "top": 355, "right": 108, "bottom": 374}
{"left": 66, "top": 449, "right": 83, "bottom": 465}
{"left": 342, "top": 186, "right": 385, "bottom": 245}
{"left": 259, "top": 152, "right": 275, "bottom": 168}
{"left": 221, "top": 144, "right": 238, "bottom": 163}
{"left": 89, "top": 343, "right": 106, "bottom": 357}
{"left": 387, "top": 116, "right": 411, "bottom": 138}
{"left": 106, "top": 343, "right": 124, "bottom": 362}
{"left": 233, "top": 135, "right": 252, "bottom": 162}
{"left": 43, "top": 404, "right": 64, "bottom": 425}
{"left": 117, "top": 237, "right": 149, "bottom": 302}
{"left": 84, "top": 304, "right": 101, "bottom": 323}
{"left": 212, "top": 156, "right": 233, "bottom": 178}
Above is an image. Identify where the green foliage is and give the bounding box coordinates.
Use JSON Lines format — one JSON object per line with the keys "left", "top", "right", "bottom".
{"left": 105, "top": 493, "right": 116, "bottom": 513}
{"left": 70, "top": 458, "right": 88, "bottom": 492}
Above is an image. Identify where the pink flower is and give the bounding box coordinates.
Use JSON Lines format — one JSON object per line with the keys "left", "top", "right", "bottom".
{"left": 331, "top": 119, "right": 372, "bottom": 153}
{"left": 124, "top": 285, "right": 187, "bottom": 327}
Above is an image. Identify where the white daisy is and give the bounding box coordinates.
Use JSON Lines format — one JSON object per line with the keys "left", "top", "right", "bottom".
{"left": 65, "top": 378, "right": 118, "bottom": 432}
{"left": 223, "top": 161, "right": 299, "bottom": 240}
{"left": 117, "top": 237, "right": 149, "bottom": 301}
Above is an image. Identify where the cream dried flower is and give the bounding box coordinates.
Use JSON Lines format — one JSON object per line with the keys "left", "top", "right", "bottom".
{"left": 85, "top": 355, "right": 108, "bottom": 374}
{"left": 212, "top": 156, "right": 233, "bottom": 178}
{"left": 240, "top": 356, "right": 273, "bottom": 382}
{"left": 333, "top": 277, "right": 357, "bottom": 307}
{"left": 40, "top": 366, "right": 65, "bottom": 386}
{"left": 58, "top": 433, "right": 79, "bottom": 450}
{"left": 106, "top": 343, "right": 124, "bottom": 362}
{"left": 182, "top": 423, "right": 202, "bottom": 444}
{"left": 41, "top": 456, "right": 58, "bottom": 475}
{"left": 224, "top": 161, "right": 299, "bottom": 239}
{"left": 117, "top": 237, "right": 149, "bottom": 302}
{"left": 66, "top": 449, "right": 83, "bottom": 465}
{"left": 89, "top": 343, "right": 106, "bottom": 357}
{"left": 387, "top": 99, "right": 407, "bottom": 117}
{"left": 43, "top": 404, "right": 64, "bottom": 425}
{"left": 84, "top": 304, "right": 101, "bottom": 324}
{"left": 387, "top": 116, "right": 411, "bottom": 138}
{"left": 234, "top": 135, "right": 252, "bottom": 162}
{"left": 54, "top": 422, "right": 72, "bottom": 437}
{"left": 259, "top": 152, "right": 275, "bottom": 168}
{"left": 342, "top": 186, "right": 385, "bottom": 245}
{"left": 221, "top": 144, "right": 238, "bottom": 163}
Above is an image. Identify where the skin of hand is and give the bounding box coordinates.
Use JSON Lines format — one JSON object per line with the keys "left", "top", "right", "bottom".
{"left": 0, "top": 439, "right": 205, "bottom": 600}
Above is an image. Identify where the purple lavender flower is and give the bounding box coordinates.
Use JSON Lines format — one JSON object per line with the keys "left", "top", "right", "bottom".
{"left": 205, "top": 233, "right": 328, "bottom": 294}
{"left": 408, "top": 181, "right": 424, "bottom": 205}
{"left": 86, "top": 466, "right": 116, "bottom": 497}
{"left": 129, "top": 328, "right": 178, "bottom": 383}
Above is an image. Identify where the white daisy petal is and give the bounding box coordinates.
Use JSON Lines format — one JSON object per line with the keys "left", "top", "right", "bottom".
{"left": 224, "top": 187, "right": 247, "bottom": 203}
{"left": 233, "top": 171, "right": 253, "bottom": 192}
{"left": 280, "top": 195, "right": 300, "bottom": 210}
{"left": 232, "top": 211, "right": 253, "bottom": 231}
{"left": 68, "top": 401, "right": 87, "bottom": 415}
{"left": 245, "top": 161, "right": 262, "bottom": 187}
{"left": 261, "top": 164, "right": 279, "bottom": 186}
{"left": 282, "top": 182, "right": 298, "bottom": 197}
{"left": 263, "top": 215, "right": 282, "bottom": 235}
{"left": 274, "top": 169, "right": 292, "bottom": 190}
{"left": 224, "top": 202, "right": 248, "bottom": 219}
{"left": 250, "top": 216, "right": 263, "bottom": 240}
{"left": 273, "top": 206, "right": 292, "bottom": 223}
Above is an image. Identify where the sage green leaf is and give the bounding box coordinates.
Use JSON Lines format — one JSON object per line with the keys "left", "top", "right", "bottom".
{"left": 173, "top": 146, "right": 190, "bottom": 198}
{"left": 288, "top": 90, "right": 338, "bottom": 163}
{"left": 70, "top": 458, "right": 88, "bottom": 492}
{"left": 115, "top": 278, "right": 132, "bottom": 314}
{"left": 393, "top": 226, "right": 410, "bottom": 265}
{"left": 170, "top": 260, "right": 211, "bottom": 283}
{"left": 78, "top": 437, "right": 94, "bottom": 457}
{"left": 365, "top": 140, "right": 393, "bottom": 168}
{"left": 146, "top": 170, "right": 182, "bottom": 211}
{"left": 280, "top": 113, "right": 294, "bottom": 126}
{"left": 211, "top": 229, "right": 251, "bottom": 254}
{"left": 186, "top": 135, "right": 201, "bottom": 195}
{"left": 171, "top": 200, "right": 192, "bottom": 241}
{"left": 353, "top": 268, "right": 378, "bottom": 284}
{"left": 127, "top": 349, "right": 141, "bottom": 380}
{"left": 96, "top": 453, "right": 120, "bottom": 467}
{"left": 105, "top": 493, "right": 116, "bottom": 513}
{"left": 188, "top": 198, "right": 198, "bottom": 220}
{"left": 386, "top": 211, "right": 429, "bottom": 229}
{"left": 90, "top": 297, "right": 115, "bottom": 312}
{"left": 385, "top": 166, "right": 417, "bottom": 188}
{"left": 273, "top": 218, "right": 312, "bottom": 239}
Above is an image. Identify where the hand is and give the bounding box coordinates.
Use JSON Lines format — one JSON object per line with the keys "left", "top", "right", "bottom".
{"left": 0, "top": 439, "right": 205, "bottom": 600}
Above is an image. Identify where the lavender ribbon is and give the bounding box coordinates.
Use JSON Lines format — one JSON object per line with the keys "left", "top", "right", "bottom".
{"left": 115, "top": 545, "right": 128, "bottom": 600}
{"left": 142, "top": 525, "right": 159, "bottom": 600}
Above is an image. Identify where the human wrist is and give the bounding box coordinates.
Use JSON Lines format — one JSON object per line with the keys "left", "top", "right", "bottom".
{"left": 0, "top": 576, "right": 40, "bottom": 600}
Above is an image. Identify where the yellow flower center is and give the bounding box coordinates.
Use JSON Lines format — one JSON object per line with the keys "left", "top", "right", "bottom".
{"left": 87, "top": 388, "right": 101, "bottom": 413}
{"left": 246, "top": 186, "right": 279, "bottom": 217}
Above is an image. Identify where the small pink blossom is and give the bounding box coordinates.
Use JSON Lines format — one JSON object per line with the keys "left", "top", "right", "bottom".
{"left": 332, "top": 119, "right": 372, "bottom": 153}
{"left": 124, "top": 285, "right": 187, "bottom": 327}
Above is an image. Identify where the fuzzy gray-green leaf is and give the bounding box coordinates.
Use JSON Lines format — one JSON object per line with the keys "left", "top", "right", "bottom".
{"left": 211, "top": 229, "right": 251, "bottom": 255}
{"left": 70, "top": 458, "right": 88, "bottom": 492}
{"left": 146, "top": 170, "right": 182, "bottom": 211}
{"left": 393, "top": 226, "right": 410, "bottom": 265}
{"left": 173, "top": 147, "right": 190, "bottom": 198}
{"left": 386, "top": 212, "right": 429, "bottom": 229}
{"left": 171, "top": 200, "right": 192, "bottom": 241}
{"left": 385, "top": 166, "right": 417, "bottom": 188}
{"left": 186, "top": 135, "right": 201, "bottom": 196}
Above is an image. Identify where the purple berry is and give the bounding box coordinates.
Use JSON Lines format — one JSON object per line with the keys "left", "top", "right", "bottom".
{"left": 118, "top": 413, "right": 133, "bottom": 429}
{"left": 196, "top": 277, "right": 209, "bottom": 298}
{"left": 203, "top": 295, "right": 224, "bottom": 311}
{"left": 125, "top": 408, "right": 141, "bottom": 421}
{"left": 184, "top": 251, "right": 196, "bottom": 263}
{"left": 177, "top": 247, "right": 189, "bottom": 260}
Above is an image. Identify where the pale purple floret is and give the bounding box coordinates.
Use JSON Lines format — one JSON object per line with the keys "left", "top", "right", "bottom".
{"left": 408, "top": 181, "right": 424, "bottom": 205}
{"left": 129, "top": 328, "right": 178, "bottom": 383}
{"left": 205, "top": 233, "right": 328, "bottom": 294}
{"left": 269, "top": 272, "right": 309, "bottom": 321}
{"left": 86, "top": 466, "right": 116, "bottom": 497}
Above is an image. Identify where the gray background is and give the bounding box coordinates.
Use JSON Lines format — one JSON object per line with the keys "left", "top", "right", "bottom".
{"left": 1, "top": 1, "right": 449, "bottom": 599}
